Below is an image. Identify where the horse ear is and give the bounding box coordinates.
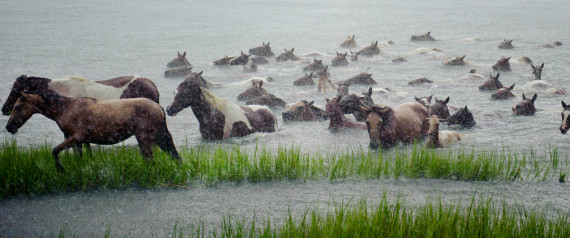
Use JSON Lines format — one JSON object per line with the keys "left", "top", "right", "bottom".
{"left": 508, "top": 84, "right": 515, "bottom": 91}
{"left": 307, "top": 101, "right": 314, "bottom": 107}
{"left": 259, "top": 81, "right": 263, "bottom": 87}
{"left": 415, "top": 96, "right": 420, "bottom": 101}
{"left": 531, "top": 64, "right": 536, "bottom": 70}
{"left": 540, "top": 62, "right": 544, "bottom": 69}
{"left": 427, "top": 95, "right": 433, "bottom": 102}
{"left": 531, "top": 94, "right": 537, "bottom": 103}
{"left": 177, "top": 51, "right": 181, "bottom": 56}
{"left": 309, "top": 72, "right": 313, "bottom": 77}
{"left": 284, "top": 48, "right": 287, "bottom": 52}
{"left": 352, "top": 34, "right": 355, "bottom": 39}
{"left": 506, "top": 57, "right": 511, "bottom": 61}
{"left": 496, "top": 72, "right": 500, "bottom": 79}
{"left": 427, "top": 31, "right": 431, "bottom": 35}
{"left": 344, "top": 52, "right": 348, "bottom": 56}
{"left": 198, "top": 71, "right": 203, "bottom": 76}
{"left": 368, "top": 87, "right": 372, "bottom": 95}
{"left": 18, "top": 92, "right": 29, "bottom": 101}
{"left": 522, "top": 93, "right": 527, "bottom": 100}
{"left": 326, "top": 98, "right": 330, "bottom": 103}
{"left": 182, "top": 52, "right": 186, "bottom": 57}
{"left": 460, "top": 55, "right": 465, "bottom": 60}
{"left": 563, "top": 101, "right": 568, "bottom": 108}
{"left": 291, "top": 48, "right": 294, "bottom": 52}
{"left": 336, "top": 51, "right": 339, "bottom": 56}
{"left": 444, "top": 97, "right": 450, "bottom": 104}
{"left": 267, "top": 42, "right": 270, "bottom": 46}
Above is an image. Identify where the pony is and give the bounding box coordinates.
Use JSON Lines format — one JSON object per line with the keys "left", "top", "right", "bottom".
{"left": 408, "top": 77, "right": 433, "bottom": 86}
{"left": 392, "top": 56, "right": 407, "bottom": 63}
{"left": 457, "top": 69, "right": 485, "bottom": 81}
{"left": 6, "top": 93, "right": 181, "bottom": 172}
{"left": 276, "top": 48, "right": 301, "bottom": 62}
{"left": 560, "top": 101, "right": 570, "bottom": 134}
{"left": 237, "top": 81, "right": 269, "bottom": 101}
{"left": 531, "top": 63, "right": 544, "bottom": 80}
{"left": 443, "top": 56, "right": 466, "bottom": 66}
{"left": 164, "top": 67, "right": 192, "bottom": 78}
{"left": 303, "top": 58, "right": 325, "bottom": 71}
{"left": 360, "top": 87, "right": 374, "bottom": 107}
{"left": 339, "top": 92, "right": 373, "bottom": 122}
{"left": 325, "top": 97, "right": 366, "bottom": 132}
{"left": 425, "top": 115, "right": 461, "bottom": 148}
{"left": 415, "top": 95, "right": 433, "bottom": 109}
{"left": 246, "top": 94, "right": 287, "bottom": 109}
{"left": 332, "top": 52, "right": 349, "bottom": 66}
{"left": 249, "top": 42, "right": 274, "bottom": 57}
{"left": 498, "top": 39, "right": 514, "bottom": 49}
{"left": 343, "top": 73, "right": 377, "bottom": 85}
{"left": 520, "top": 56, "right": 533, "bottom": 64}
{"left": 366, "top": 102, "right": 428, "bottom": 149}
{"left": 492, "top": 57, "right": 511, "bottom": 71}
{"left": 2, "top": 75, "right": 160, "bottom": 116}
{"left": 447, "top": 106, "right": 476, "bottom": 128}
{"left": 340, "top": 35, "right": 359, "bottom": 48}
{"left": 512, "top": 93, "right": 537, "bottom": 116}
{"left": 317, "top": 74, "right": 336, "bottom": 94}
{"left": 252, "top": 56, "right": 269, "bottom": 65}
{"left": 230, "top": 51, "right": 251, "bottom": 65}
{"left": 479, "top": 73, "right": 503, "bottom": 91}
{"left": 337, "top": 83, "right": 350, "bottom": 97}
{"left": 282, "top": 100, "right": 328, "bottom": 121}
{"left": 357, "top": 41, "right": 381, "bottom": 57}
{"left": 166, "top": 83, "right": 277, "bottom": 140}
{"left": 411, "top": 32, "right": 436, "bottom": 41}
{"left": 213, "top": 55, "right": 235, "bottom": 66}
{"left": 182, "top": 71, "right": 215, "bottom": 89}
{"left": 491, "top": 84, "right": 515, "bottom": 100}
{"left": 314, "top": 65, "right": 330, "bottom": 78}
{"left": 428, "top": 97, "right": 451, "bottom": 119}
{"left": 167, "top": 51, "right": 191, "bottom": 68}
{"left": 350, "top": 51, "right": 359, "bottom": 61}
{"left": 294, "top": 72, "right": 315, "bottom": 86}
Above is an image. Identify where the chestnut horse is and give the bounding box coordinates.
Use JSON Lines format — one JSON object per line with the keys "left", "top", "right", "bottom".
{"left": 166, "top": 83, "right": 277, "bottom": 140}
{"left": 366, "top": 102, "right": 428, "bottom": 149}
{"left": 237, "top": 81, "right": 269, "bottom": 101}
{"left": 276, "top": 48, "right": 301, "bottom": 62}
{"left": 249, "top": 42, "right": 274, "bottom": 57}
{"left": 167, "top": 51, "right": 191, "bottom": 68}
{"left": 2, "top": 75, "right": 160, "bottom": 116}
{"left": 5, "top": 93, "right": 181, "bottom": 172}
{"left": 492, "top": 57, "right": 511, "bottom": 71}
{"left": 561, "top": 101, "right": 570, "bottom": 134}
{"left": 479, "top": 73, "right": 503, "bottom": 91}
{"left": 325, "top": 97, "right": 366, "bottom": 132}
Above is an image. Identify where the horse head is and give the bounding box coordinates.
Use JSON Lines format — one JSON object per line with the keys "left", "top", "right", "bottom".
{"left": 561, "top": 101, "right": 570, "bottom": 134}
{"left": 237, "top": 81, "right": 269, "bottom": 101}
{"left": 531, "top": 63, "right": 544, "bottom": 80}
{"left": 332, "top": 52, "right": 349, "bottom": 66}
{"left": 282, "top": 100, "right": 320, "bottom": 121}
{"left": 498, "top": 39, "right": 514, "bottom": 49}
{"left": 167, "top": 51, "right": 191, "bottom": 68}
{"left": 428, "top": 97, "right": 451, "bottom": 119}
{"left": 230, "top": 51, "right": 250, "bottom": 65}
{"left": 276, "top": 48, "right": 301, "bottom": 62}
{"left": 479, "top": 73, "right": 503, "bottom": 91}
{"left": 2, "top": 75, "right": 53, "bottom": 116}
{"left": 492, "top": 57, "right": 511, "bottom": 71}
{"left": 443, "top": 55, "right": 466, "bottom": 66}
{"left": 350, "top": 50, "right": 359, "bottom": 61}
{"left": 415, "top": 95, "right": 433, "bottom": 109}
{"left": 293, "top": 72, "right": 315, "bottom": 86}
{"left": 248, "top": 42, "right": 274, "bottom": 57}
{"left": 447, "top": 105, "right": 476, "bottom": 128}
{"left": 166, "top": 80, "right": 203, "bottom": 116}
{"left": 336, "top": 82, "right": 350, "bottom": 97}
{"left": 5, "top": 92, "right": 46, "bottom": 134}
{"left": 491, "top": 84, "right": 515, "bottom": 100}
{"left": 303, "top": 58, "right": 324, "bottom": 71}
{"left": 246, "top": 94, "right": 286, "bottom": 109}
{"left": 340, "top": 35, "right": 358, "bottom": 48}
{"left": 366, "top": 105, "right": 395, "bottom": 150}
{"left": 512, "top": 93, "right": 537, "bottom": 116}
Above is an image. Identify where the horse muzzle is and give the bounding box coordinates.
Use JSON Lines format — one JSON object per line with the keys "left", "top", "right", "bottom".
{"left": 369, "top": 142, "right": 379, "bottom": 150}
{"left": 165, "top": 105, "right": 178, "bottom": 116}
{"left": 561, "top": 126, "right": 569, "bottom": 135}
{"left": 5, "top": 125, "right": 18, "bottom": 134}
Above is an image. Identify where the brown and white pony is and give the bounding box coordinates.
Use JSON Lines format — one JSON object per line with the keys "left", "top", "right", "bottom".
{"left": 167, "top": 83, "right": 277, "bottom": 140}
{"left": 560, "top": 101, "right": 570, "bottom": 134}
{"left": 325, "top": 97, "right": 366, "bottom": 132}
{"left": 366, "top": 102, "right": 428, "bottom": 149}
{"left": 2, "top": 75, "right": 160, "bottom": 116}
{"left": 5, "top": 93, "right": 181, "bottom": 172}
{"left": 425, "top": 115, "right": 460, "bottom": 148}
{"left": 282, "top": 100, "right": 328, "bottom": 121}
{"left": 415, "top": 95, "right": 433, "bottom": 109}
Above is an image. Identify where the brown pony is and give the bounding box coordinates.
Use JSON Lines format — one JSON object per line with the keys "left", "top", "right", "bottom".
{"left": 182, "top": 71, "right": 216, "bottom": 89}
{"left": 340, "top": 35, "right": 359, "bottom": 48}
{"left": 560, "top": 101, "right": 570, "bottom": 134}
{"left": 479, "top": 73, "right": 503, "bottom": 91}
{"left": 512, "top": 93, "right": 537, "bottom": 116}
{"left": 282, "top": 100, "right": 328, "bottom": 121}
{"left": 249, "top": 42, "right": 274, "bottom": 57}
{"left": 293, "top": 72, "right": 315, "bottom": 86}
{"left": 237, "top": 81, "right": 269, "bottom": 101}
{"left": 303, "top": 58, "right": 325, "bottom": 71}
{"left": 498, "top": 39, "right": 514, "bottom": 49}
{"left": 344, "top": 73, "right": 377, "bottom": 85}
{"left": 443, "top": 56, "right": 466, "bottom": 66}
{"left": 2, "top": 75, "right": 160, "bottom": 116}
{"left": 411, "top": 32, "right": 436, "bottom": 41}
{"left": 492, "top": 57, "right": 511, "bottom": 71}
{"left": 164, "top": 66, "right": 193, "bottom": 78}
{"left": 415, "top": 95, "right": 432, "bottom": 109}
{"left": 167, "top": 51, "right": 191, "bottom": 68}
{"left": 366, "top": 102, "right": 428, "bottom": 149}
{"left": 6, "top": 93, "right": 181, "bottom": 172}
{"left": 491, "top": 84, "right": 515, "bottom": 100}
{"left": 325, "top": 97, "right": 366, "bottom": 132}
{"left": 408, "top": 77, "right": 433, "bottom": 86}
{"left": 317, "top": 74, "right": 336, "bottom": 94}
{"left": 531, "top": 63, "right": 544, "bottom": 80}
{"left": 213, "top": 55, "right": 235, "bottom": 66}
{"left": 167, "top": 83, "right": 277, "bottom": 140}
{"left": 392, "top": 56, "right": 407, "bottom": 63}
{"left": 332, "top": 52, "right": 349, "bottom": 67}
{"left": 357, "top": 41, "right": 381, "bottom": 57}
{"left": 425, "top": 115, "right": 460, "bottom": 148}
{"left": 339, "top": 93, "right": 372, "bottom": 122}
{"left": 428, "top": 97, "right": 451, "bottom": 119}
{"left": 276, "top": 48, "right": 301, "bottom": 62}
{"left": 230, "top": 51, "right": 251, "bottom": 65}
{"left": 246, "top": 94, "right": 287, "bottom": 109}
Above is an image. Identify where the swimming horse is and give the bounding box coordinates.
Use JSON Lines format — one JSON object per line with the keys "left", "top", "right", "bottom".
{"left": 2, "top": 75, "right": 160, "bottom": 116}
{"left": 5, "top": 93, "right": 181, "bottom": 172}
{"left": 166, "top": 82, "right": 278, "bottom": 140}
{"left": 425, "top": 115, "right": 461, "bottom": 148}
{"left": 561, "top": 101, "right": 570, "bottom": 134}
{"left": 366, "top": 102, "right": 428, "bottom": 150}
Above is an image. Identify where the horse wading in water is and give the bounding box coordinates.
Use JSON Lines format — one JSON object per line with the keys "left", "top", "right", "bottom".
{"left": 366, "top": 102, "right": 428, "bottom": 149}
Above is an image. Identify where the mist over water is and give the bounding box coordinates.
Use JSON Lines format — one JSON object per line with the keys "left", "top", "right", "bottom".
{"left": 1, "top": 0, "right": 570, "bottom": 236}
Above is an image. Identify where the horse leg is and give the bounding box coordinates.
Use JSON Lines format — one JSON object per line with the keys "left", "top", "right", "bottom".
{"left": 84, "top": 143, "right": 92, "bottom": 156}
{"left": 73, "top": 143, "right": 83, "bottom": 158}
{"left": 153, "top": 120, "right": 182, "bottom": 163}
{"left": 52, "top": 137, "right": 79, "bottom": 173}
{"left": 135, "top": 133, "right": 154, "bottom": 162}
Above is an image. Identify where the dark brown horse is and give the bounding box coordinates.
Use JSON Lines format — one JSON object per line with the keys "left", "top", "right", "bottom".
{"left": 479, "top": 73, "right": 503, "bottom": 91}
{"left": 6, "top": 93, "right": 180, "bottom": 172}
{"left": 237, "top": 81, "right": 269, "bottom": 101}
{"left": 332, "top": 52, "right": 349, "bottom": 67}
{"left": 339, "top": 93, "right": 372, "bottom": 122}
{"left": 182, "top": 71, "right": 216, "bottom": 89}
{"left": 357, "top": 41, "right": 381, "bottom": 57}
{"left": 303, "top": 58, "right": 325, "bottom": 71}
{"left": 447, "top": 106, "right": 477, "bottom": 128}
{"left": 428, "top": 97, "right": 451, "bottom": 119}
{"left": 492, "top": 57, "right": 511, "bottom": 71}
{"left": 293, "top": 72, "right": 315, "bottom": 86}
{"left": 411, "top": 32, "right": 436, "bottom": 41}
{"left": 512, "top": 93, "right": 537, "bottom": 116}
{"left": 230, "top": 51, "right": 251, "bottom": 65}
{"left": 343, "top": 73, "right": 377, "bottom": 85}
{"left": 408, "top": 77, "right": 433, "bottom": 86}
{"left": 325, "top": 97, "right": 366, "bottom": 132}
{"left": 249, "top": 42, "right": 275, "bottom": 57}
{"left": 443, "top": 56, "right": 466, "bottom": 66}
{"left": 498, "top": 39, "right": 514, "bottom": 49}
{"left": 2, "top": 75, "right": 160, "bottom": 116}
{"left": 282, "top": 100, "right": 328, "bottom": 121}
{"left": 166, "top": 83, "right": 277, "bottom": 140}
{"left": 167, "top": 51, "right": 191, "bottom": 68}
{"left": 213, "top": 55, "right": 235, "bottom": 66}
{"left": 366, "top": 102, "right": 428, "bottom": 149}
{"left": 531, "top": 63, "right": 544, "bottom": 80}
{"left": 276, "top": 48, "right": 301, "bottom": 62}
{"left": 246, "top": 94, "right": 287, "bottom": 109}
{"left": 560, "top": 101, "right": 570, "bottom": 134}
{"left": 340, "top": 35, "right": 359, "bottom": 48}
{"left": 491, "top": 84, "right": 515, "bottom": 100}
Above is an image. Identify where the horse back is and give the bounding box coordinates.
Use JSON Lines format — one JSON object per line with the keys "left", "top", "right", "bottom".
{"left": 393, "top": 102, "right": 428, "bottom": 140}
{"left": 240, "top": 105, "right": 278, "bottom": 133}
{"left": 96, "top": 76, "right": 160, "bottom": 103}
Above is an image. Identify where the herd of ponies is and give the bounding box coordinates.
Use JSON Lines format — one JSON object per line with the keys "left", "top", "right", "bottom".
{"left": 2, "top": 32, "right": 570, "bottom": 172}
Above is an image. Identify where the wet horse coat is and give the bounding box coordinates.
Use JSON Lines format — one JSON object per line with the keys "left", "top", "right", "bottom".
{"left": 425, "top": 115, "right": 461, "bottom": 148}
{"left": 560, "top": 101, "right": 570, "bottom": 134}
{"left": 167, "top": 83, "right": 277, "bottom": 140}
{"left": 366, "top": 102, "right": 428, "bottom": 149}
{"left": 2, "top": 75, "right": 160, "bottom": 116}
{"left": 5, "top": 93, "right": 180, "bottom": 172}
{"left": 325, "top": 97, "right": 366, "bottom": 132}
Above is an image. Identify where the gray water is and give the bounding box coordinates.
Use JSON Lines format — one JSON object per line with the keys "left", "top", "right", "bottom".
{"left": 1, "top": 0, "right": 570, "bottom": 236}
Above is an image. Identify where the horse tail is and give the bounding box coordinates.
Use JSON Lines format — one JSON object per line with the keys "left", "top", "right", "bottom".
{"left": 154, "top": 107, "right": 181, "bottom": 162}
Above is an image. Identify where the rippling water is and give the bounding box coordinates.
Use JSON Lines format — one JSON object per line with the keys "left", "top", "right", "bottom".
{"left": 1, "top": 0, "right": 569, "bottom": 236}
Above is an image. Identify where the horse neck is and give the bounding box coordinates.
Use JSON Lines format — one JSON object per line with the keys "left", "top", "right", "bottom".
{"left": 36, "top": 96, "right": 74, "bottom": 121}
{"left": 189, "top": 90, "right": 217, "bottom": 123}
{"left": 428, "top": 126, "right": 441, "bottom": 147}
{"left": 328, "top": 106, "right": 348, "bottom": 125}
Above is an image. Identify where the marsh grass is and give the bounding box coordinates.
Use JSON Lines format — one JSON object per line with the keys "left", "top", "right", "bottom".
{"left": 0, "top": 140, "right": 567, "bottom": 198}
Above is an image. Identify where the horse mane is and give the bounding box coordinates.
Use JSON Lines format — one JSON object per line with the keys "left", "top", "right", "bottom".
{"left": 200, "top": 87, "right": 227, "bottom": 112}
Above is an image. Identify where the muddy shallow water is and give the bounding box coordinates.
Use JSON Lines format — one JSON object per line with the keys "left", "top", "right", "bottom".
{"left": 1, "top": 0, "right": 570, "bottom": 236}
